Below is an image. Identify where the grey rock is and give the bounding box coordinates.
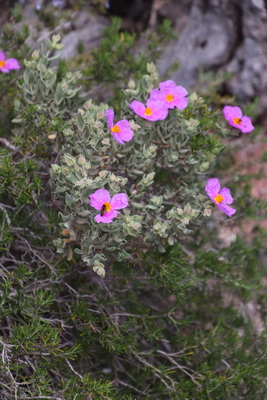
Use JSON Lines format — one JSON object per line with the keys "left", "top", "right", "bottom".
{"left": 61, "top": 12, "right": 108, "bottom": 60}
{"left": 157, "top": 0, "right": 267, "bottom": 109}
{"left": 14, "top": 3, "right": 109, "bottom": 61}
{"left": 157, "top": 1, "right": 236, "bottom": 87}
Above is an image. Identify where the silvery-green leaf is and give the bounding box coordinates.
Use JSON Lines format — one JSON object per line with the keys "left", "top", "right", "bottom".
{"left": 74, "top": 248, "right": 83, "bottom": 254}
{"left": 75, "top": 218, "right": 87, "bottom": 224}
{"left": 78, "top": 210, "right": 91, "bottom": 217}
{"left": 131, "top": 202, "right": 144, "bottom": 209}
{"left": 55, "top": 186, "right": 69, "bottom": 193}
{"left": 65, "top": 194, "right": 73, "bottom": 208}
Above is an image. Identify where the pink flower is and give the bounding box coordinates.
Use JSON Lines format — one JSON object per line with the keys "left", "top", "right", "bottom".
{"left": 0, "top": 51, "right": 20, "bottom": 73}
{"left": 223, "top": 106, "right": 254, "bottom": 133}
{"left": 89, "top": 189, "right": 128, "bottom": 223}
{"left": 106, "top": 109, "right": 134, "bottom": 145}
{"left": 205, "top": 178, "right": 236, "bottom": 217}
{"left": 129, "top": 99, "right": 168, "bottom": 121}
{"left": 149, "top": 80, "right": 188, "bottom": 110}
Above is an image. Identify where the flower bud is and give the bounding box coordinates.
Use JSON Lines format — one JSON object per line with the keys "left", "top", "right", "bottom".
{"left": 93, "top": 260, "right": 106, "bottom": 277}
{"left": 147, "top": 62, "right": 156, "bottom": 73}
{"left": 63, "top": 154, "right": 76, "bottom": 166}
{"left": 99, "top": 170, "right": 108, "bottom": 178}
{"left": 63, "top": 129, "right": 73, "bottom": 137}
{"left": 182, "top": 217, "right": 189, "bottom": 225}
{"left": 203, "top": 208, "right": 212, "bottom": 217}
{"left": 52, "top": 34, "right": 61, "bottom": 43}
{"left": 150, "top": 196, "right": 163, "bottom": 207}
{"left": 32, "top": 50, "right": 40, "bottom": 60}
{"left": 128, "top": 79, "right": 136, "bottom": 89}
{"left": 84, "top": 99, "right": 93, "bottom": 110}
{"left": 102, "top": 138, "right": 110, "bottom": 146}
{"left": 78, "top": 154, "right": 86, "bottom": 165}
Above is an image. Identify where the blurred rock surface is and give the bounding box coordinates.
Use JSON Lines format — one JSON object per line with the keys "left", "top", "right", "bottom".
{"left": 12, "top": 1, "right": 109, "bottom": 58}
{"left": 3, "top": 0, "right": 267, "bottom": 111}
{"left": 155, "top": 0, "right": 267, "bottom": 112}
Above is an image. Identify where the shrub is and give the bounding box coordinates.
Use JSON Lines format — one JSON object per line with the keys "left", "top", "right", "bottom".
{"left": 1, "top": 21, "right": 267, "bottom": 400}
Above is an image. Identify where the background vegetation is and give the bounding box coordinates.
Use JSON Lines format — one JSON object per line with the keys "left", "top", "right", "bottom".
{"left": 0, "top": 4, "right": 267, "bottom": 399}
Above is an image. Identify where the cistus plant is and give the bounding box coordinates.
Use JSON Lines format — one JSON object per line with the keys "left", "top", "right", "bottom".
{"left": 2, "top": 25, "right": 267, "bottom": 400}
{"left": 50, "top": 59, "right": 228, "bottom": 276}
{"left": 11, "top": 34, "right": 81, "bottom": 154}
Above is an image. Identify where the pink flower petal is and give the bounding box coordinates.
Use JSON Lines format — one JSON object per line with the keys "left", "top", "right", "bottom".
{"left": 205, "top": 178, "right": 220, "bottom": 200}
{"left": 223, "top": 106, "right": 242, "bottom": 122}
{"left": 173, "top": 85, "right": 188, "bottom": 98}
{"left": 110, "top": 118, "right": 134, "bottom": 145}
{"left": 95, "top": 210, "right": 119, "bottom": 223}
{"left": 150, "top": 82, "right": 188, "bottom": 110}
{"left": 159, "top": 80, "right": 176, "bottom": 91}
{"left": 106, "top": 109, "right": 114, "bottom": 129}
{"left": 239, "top": 116, "right": 254, "bottom": 133}
{"left": 0, "top": 67, "right": 10, "bottom": 74}
{"left": 149, "top": 88, "right": 161, "bottom": 101}
{"left": 111, "top": 193, "right": 128, "bottom": 210}
{"left": 129, "top": 100, "right": 146, "bottom": 117}
{"left": 0, "top": 51, "right": 5, "bottom": 60}
{"left": 4, "top": 58, "right": 20, "bottom": 71}
{"left": 146, "top": 99, "right": 168, "bottom": 121}
{"left": 223, "top": 106, "right": 254, "bottom": 133}
{"left": 172, "top": 95, "right": 188, "bottom": 110}
{"left": 130, "top": 99, "right": 168, "bottom": 121}
{"left": 111, "top": 131, "right": 125, "bottom": 145}
{"left": 89, "top": 189, "right": 110, "bottom": 211}
{"left": 220, "top": 188, "right": 233, "bottom": 204}
{"left": 90, "top": 190, "right": 128, "bottom": 222}
{"left": 115, "top": 120, "right": 134, "bottom": 143}
{"left": 217, "top": 203, "right": 236, "bottom": 217}
{"left": 149, "top": 89, "right": 171, "bottom": 107}
{"left": 205, "top": 178, "right": 236, "bottom": 217}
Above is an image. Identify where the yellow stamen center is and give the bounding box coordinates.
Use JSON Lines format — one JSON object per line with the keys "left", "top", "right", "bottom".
{"left": 214, "top": 194, "right": 224, "bottom": 204}
{"left": 144, "top": 107, "right": 153, "bottom": 116}
{"left": 103, "top": 202, "right": 112, "bottom": 212}
{"left": 166, "top": 94, "right": 174, "bottom": 102}
{"left": 233, "top": 117, "right": 242, "bottom": 125}
{"left": 111, "top": 125, "right": 120, "bottom": 133}
{"left": 0, "top": 60, "right": 6, "bottom": 68}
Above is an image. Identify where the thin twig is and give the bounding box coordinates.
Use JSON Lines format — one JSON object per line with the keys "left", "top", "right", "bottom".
{"left": 133, "top": 352, "right": 175, "bottom": 390}
{"left": 157, "top": 349, "right": 203, "bottom": 386}
{"left": 115, "top": 379, "right": 147, "bottom": 395}
{"left": 0, "top": 204, "right": 11, "bottom": 226}
{"left": 65, "top": 359, "right": 83, "bottom": 380}
{"left": 0, "top": 138, "right": 20, "bottom": 153}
